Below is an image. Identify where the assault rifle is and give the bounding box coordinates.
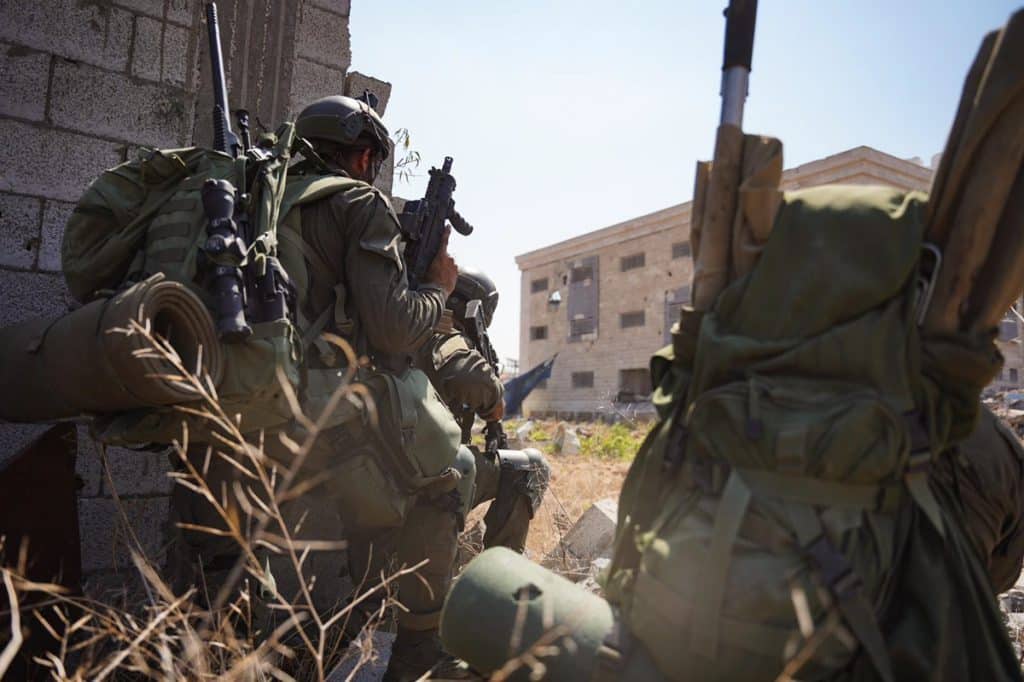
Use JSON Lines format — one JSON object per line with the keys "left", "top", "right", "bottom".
{"left": 399, "top": 157, "right": 474, "bottom": 289}
{"left": 463, "top": 299, "right": 508, "bottom": 453}
{"left": 201, "top": 2, "right": 290, "bottom": 340}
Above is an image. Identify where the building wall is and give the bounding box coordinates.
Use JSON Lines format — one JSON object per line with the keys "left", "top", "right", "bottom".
{"left": 0, "top": 0, "right": 387, "bottom": 595}
{"left": 514, "top": 147, "right": 1024, "bottom": 418}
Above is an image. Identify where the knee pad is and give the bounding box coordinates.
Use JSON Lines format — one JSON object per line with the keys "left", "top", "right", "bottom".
{"left": 496, "top": 448, "right": 551, "bottom": 515}
{"left": 453, "top": 445, "right": 477, "bottom": 525}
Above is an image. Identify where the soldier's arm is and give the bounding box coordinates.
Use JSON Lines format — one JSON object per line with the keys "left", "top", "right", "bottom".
{"left": 426, "top": 333, "right": 503, "bottom": 416}
{"left": 340, "top": 187, "right": 447, "bottom": 355}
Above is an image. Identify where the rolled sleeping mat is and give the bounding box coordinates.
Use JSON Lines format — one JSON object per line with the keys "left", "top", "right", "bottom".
{"left": 440, "top": 547, "right": 615, "bottom": 681}
{"left": 0, "top": 274, "right": 223, "bottom": 422}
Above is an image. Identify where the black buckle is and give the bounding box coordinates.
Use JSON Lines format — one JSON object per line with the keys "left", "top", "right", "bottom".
{"left": 806, "top": 534, "right": 862, "bottom": 600}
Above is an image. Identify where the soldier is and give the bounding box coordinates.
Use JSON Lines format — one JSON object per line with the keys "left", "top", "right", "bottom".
{"left": 171, "top": 95, "right": 469, "bottom": 681}
{"left": 418, "top": 268, "right": 550, "bottom": 553}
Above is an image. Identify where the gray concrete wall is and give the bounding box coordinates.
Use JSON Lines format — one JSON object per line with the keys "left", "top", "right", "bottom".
{"left": 0, "top": 0, "right": 388, "bottom": 596}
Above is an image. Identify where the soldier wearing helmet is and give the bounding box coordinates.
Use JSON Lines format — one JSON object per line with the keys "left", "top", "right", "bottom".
{"left": 418, "top": 267, "right": 551, "bottom": 553}
{"left": 172, "top": 94, "right": 468, "bottom": 681}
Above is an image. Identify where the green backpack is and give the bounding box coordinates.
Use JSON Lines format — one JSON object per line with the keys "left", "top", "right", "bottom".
{"left": 604, "top": 185, "right": 1018, "bottom": 681}
{"left": 61, "top": 129, "right": 360, "bottom": 444}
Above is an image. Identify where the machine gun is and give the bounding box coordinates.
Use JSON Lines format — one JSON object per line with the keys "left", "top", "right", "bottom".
{"left": 463, "top": 299, "right": 508, "bottom": 453}
{"left": 399, "top": 157, "right": 474, "bottom": 289}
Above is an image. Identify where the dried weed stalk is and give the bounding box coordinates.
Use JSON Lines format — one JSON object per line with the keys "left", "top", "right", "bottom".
{"left": 0, "top": 321, "right": 415, "bottom": 681}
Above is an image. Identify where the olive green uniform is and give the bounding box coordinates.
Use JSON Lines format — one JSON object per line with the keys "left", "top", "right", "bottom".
{"left": 171, "top": 172, "right": 463, "bottom": 638}
{"left": 934, "top": 404, "right": 1024, "bottom": 592}
{"left": 418, "top": 331, "right": 549, "bottom": 553}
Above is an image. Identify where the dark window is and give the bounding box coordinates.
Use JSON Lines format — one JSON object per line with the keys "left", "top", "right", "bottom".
{"left": 672, "top": 242, "right": 691, "bottom": 259}
{"left": 570, "top": 265, "right": 594, "bottom": 283}
{"left": 530, "top": 325, "right": 548, "bottom": 341}
{"left": 568, "top": 256, "right": 599, "bottom": 340}
{"left": 1000, "top": 318, "right": 1018, "bottom": 341}
{"left": 664, "top": 285, "right": 691, "bottom": 343}
{"left": 531, "top": 277, "right": 549, "bottom": 293}
{"left": 620, "top": 310, "right": 645, "bottom": 328}
{"left": 1012, "top": 368, "right": 1020, "bottom": 383}
{"left": 572, "top": 371, "right": 594, "bottom": 389}
{"left": 617, "top": 368, "right": 652, "bottom": 402}
{"left": 620, "top": 252, "right": 645, "bottom": 272}
{"left": 569, "top": 317, "right": 596, "bottom": 337}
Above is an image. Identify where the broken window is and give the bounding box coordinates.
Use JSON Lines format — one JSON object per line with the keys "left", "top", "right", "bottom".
{"left": 617, "top": 368, "right": 652, "bottom": 402}
{"left": 530, "top": 325, "right": 548, "bottom": 341}
{"left": 531, "top": 277, "right": 549, "bottom": 293}
{"left": 672, "top": 242, "right": 691, "bottom": 259}
{"left": 620, "top": 310, "right": 645, "bottom": 328}
{"left": 572, "top": 371, "right": 594, "bottom": 389}
{"left": 568, "top": 256, "right": 599, "bottom": 341}
{"left": 1000, "top": 318, "right": 1018, "bottom": 341}
{"left": 664, "top": 285, "right": 690, "bottom": 343}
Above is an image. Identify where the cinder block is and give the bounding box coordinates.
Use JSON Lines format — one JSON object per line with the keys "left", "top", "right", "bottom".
{"left": 0, "top": 424, "right": 52, "bottom": 474}
{"left": 310, "top": 0, "right": 351, "bottom": 16}
{"left": 100, "top": 446, "right": 174, "bottom": 497}
{"left": 0, "top": 119, "right": 124, "bottom": 203}
{"left": 50, "top": 60, "right": 190, "bottom": 149}
{"left": 0, "top": 0, "right": 132, "bottom": 72}
{"left": 344, "top": 71, "right": 392, "bottom": 114}
{"left": 543, "top": 498, "right": 617, "bottom": 580}
{"left": 78, "top": 496, "right": 170, "bottom": 572}
{"left": 289, "top": 58, "right": 346, "bottom": 116}
{"left": 0, "top": 268, "right": 70, "bottom": 327}
{"left": 296, "top": 4, "right": 351, "bottom": 71}
{"left": 131, "top": 16, "right": 190, "bottom": 88}
{"left": 0, "top": 193, "right": 42, "bottom": 269}
{"left": 38, "top": 199, "right": 74, "bottom": 272}
{"left": 0, "top": 43, "right": 50, "bottom": 122}
{"left": 115, "top": 0, "right": 193, "bottom": 26}
{"left": 75, "top": 427, "right": 103, "bottom": 498}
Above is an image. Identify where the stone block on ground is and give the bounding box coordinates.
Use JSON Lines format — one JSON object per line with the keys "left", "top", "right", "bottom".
{"left": 543, "top": 497, "right": 617, "bottom": 581}
{"left": 509, "top": 420, "right": 534, "bottom": 449}
{"left": 327, "top": 630, "right": 394, "bottom": 682}
{"left": 553, "top": 422, "right": 580, "bottom": 456}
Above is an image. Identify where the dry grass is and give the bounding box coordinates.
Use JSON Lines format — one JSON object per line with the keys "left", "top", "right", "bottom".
{"left": 0, "top": 322, "right": 405, "bottom": 681}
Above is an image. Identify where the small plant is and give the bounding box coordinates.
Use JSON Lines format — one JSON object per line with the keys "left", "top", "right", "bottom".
{"left": 580, "top": 423, "right": 641, "bottom": 461}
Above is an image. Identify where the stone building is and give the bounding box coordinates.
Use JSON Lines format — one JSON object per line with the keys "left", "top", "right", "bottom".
{"left": 0, "top": 0, "right": 390, "bottom": 595}
{"left": 516, "top": 145, "right": 1024, "bottom": 419}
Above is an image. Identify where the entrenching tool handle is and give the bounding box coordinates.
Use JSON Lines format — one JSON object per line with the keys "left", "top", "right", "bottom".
{"left": 691, "top": 0, "right": 759, "bottom": 310}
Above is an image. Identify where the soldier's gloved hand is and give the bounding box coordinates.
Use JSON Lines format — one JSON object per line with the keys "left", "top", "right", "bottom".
{"left": 481, "top": 401, "right": 504, "bottom": 422}
{"left": 425, "top": 227, "right": 458, "bottom": 295}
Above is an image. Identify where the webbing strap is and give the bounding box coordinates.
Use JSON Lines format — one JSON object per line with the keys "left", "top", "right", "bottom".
{"left": 690, "top": 469, "right": 751, "bottom": 659}
{"left": 739, "top": 468, "right": 889, "bottom": 509}
{"left": 786, "top": 504, "right": 895, "bottom": 682}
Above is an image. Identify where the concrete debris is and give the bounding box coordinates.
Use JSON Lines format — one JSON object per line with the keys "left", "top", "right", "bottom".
{"left": 543, "top": 498, "right": 617, "bottom": 580}
{"left": 579, "top": 556, "right": 611, "bottom": 596}
{"left": 327, "top": 631, "right": 395, "bottom": 682}
{"left": 553, "top": 422, "right": 581, "bottom": 456}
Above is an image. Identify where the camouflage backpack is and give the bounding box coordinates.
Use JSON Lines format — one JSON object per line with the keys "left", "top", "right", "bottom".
{"left": 603, "top": 185, "right": 1019, "bottom": 681}
{"left": 61, "top": 128, "right": 361, "bottom": 444}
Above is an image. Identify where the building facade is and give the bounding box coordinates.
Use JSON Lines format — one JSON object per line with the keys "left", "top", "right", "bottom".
{"left": 516, "top": 146, "right": 1024, "bottom": 419}
{"left": 0, "top": 0, "right": 389, "bottom": 596}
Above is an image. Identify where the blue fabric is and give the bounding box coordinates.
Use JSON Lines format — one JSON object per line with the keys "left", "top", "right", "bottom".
{"left": 503, "top": 355, "right": 557, "bottom": 416}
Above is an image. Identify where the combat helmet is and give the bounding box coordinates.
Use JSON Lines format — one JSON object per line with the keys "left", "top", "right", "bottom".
{"left": 295, "top": 94, "right": 392, "bottom": 161}
{"left": 449, "top": 267, "right": 499, "bottom": 329}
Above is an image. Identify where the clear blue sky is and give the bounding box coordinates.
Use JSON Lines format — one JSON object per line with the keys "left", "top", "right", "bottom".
{"left": 350, "top": 1, "right": 1021, "bottom": 365}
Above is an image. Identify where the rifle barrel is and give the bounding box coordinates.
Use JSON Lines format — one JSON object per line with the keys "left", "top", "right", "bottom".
{"left": 719, "top": 0, "right": 758, "bottom": 127}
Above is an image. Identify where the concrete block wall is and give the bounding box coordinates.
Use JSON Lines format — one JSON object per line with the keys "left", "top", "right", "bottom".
{"left": 0, "top": 0, "right": 389, "bottom": 596}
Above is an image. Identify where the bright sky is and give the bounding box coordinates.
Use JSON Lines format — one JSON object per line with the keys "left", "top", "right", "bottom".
{"left": 350, "top": 1, "right": 1020, "bottom": 366}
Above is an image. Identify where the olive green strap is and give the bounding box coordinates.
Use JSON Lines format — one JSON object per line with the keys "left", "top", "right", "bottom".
{"left": 739, "top": 468, "right": 892, "bottom": 510}
{"left": 786, "top": 504, "right": 895, "bottom": 682}
{"left": 690, "top": 469, "right": 751, "bottom": 659}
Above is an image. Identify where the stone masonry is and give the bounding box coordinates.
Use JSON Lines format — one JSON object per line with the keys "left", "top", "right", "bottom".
{"left": 514, "top": 146, "right": 1024, "bottom": 418}
{"left": 0, "top": 0, "right": 391, "bottom": 595}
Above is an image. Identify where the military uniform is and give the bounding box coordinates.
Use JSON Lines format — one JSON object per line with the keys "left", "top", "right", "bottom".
{"left": 172, "top": 95, "right": 467, "bottom": 680}
{"left": 418, "top": 307, "right": 549, "bottom": 553}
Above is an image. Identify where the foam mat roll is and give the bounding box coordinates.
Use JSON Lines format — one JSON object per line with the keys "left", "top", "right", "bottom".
{"left": 0, "top": 275, "right": 223, "bottom": 422}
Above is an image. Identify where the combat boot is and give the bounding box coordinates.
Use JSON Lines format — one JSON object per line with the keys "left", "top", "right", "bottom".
{"left": 382, "top": 628, "right": 479, "bottom": 681}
